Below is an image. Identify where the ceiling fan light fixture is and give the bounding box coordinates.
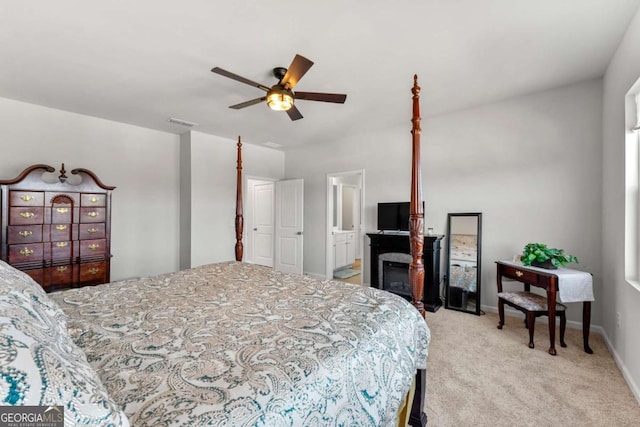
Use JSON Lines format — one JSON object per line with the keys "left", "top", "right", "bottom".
{"left": 266, "top": 87, "right": 294, "bottom": 111}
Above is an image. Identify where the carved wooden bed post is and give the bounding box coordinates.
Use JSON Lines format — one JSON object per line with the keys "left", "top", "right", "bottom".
{"left": 235, "top": 136, "right": 244, "bottom": 261}
{"left": 408, "top": 75, "right": 428, "bottom": 427}
{"left": 409, "top": 75, "right": 425, "bottom": 317}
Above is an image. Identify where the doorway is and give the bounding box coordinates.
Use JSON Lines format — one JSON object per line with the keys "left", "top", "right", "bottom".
{"left": 246, "top": 177, "right": 304, "bottom": 275}
{"left": 325, "top": 170, "right": 365, "bottom": 284}
{"left": 246, "top": 178, "right": 275, "bottom": 267}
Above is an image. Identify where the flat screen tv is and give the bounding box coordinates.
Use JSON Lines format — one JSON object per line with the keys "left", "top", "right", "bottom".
{"left": 377, "top": 202, "right": 423, "bottom": 231}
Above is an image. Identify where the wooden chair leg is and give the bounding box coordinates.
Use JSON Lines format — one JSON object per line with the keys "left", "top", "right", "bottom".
{"left": 497, "top": 299, "right": 505, "bottom": 329}
{"left": 559, "top": 311, "right": 567, "bottom": 348}
{"left": 527, "top": 312, "right": 535, "bottom": 349}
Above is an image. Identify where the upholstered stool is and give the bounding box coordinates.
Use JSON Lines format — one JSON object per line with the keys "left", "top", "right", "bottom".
{"left": 497, "top": 291, "right": 567, "bottom": 349}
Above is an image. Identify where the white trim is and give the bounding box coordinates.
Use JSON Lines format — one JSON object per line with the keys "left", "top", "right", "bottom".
{"left": 624, "top": 79, "right": 640, "bottom": 290}
{"left": 624, "top": 278, "right": 640, "bottom": 293}
{"left": 601, "top": 326, "right": 640, "bottom": 405}
{"left": 635, "top": 93, "right": 640, "bottom": 131}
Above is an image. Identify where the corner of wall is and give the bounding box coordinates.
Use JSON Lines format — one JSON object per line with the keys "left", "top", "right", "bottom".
{"left": 179, "top": 132, "right": 192, "bottom": 269}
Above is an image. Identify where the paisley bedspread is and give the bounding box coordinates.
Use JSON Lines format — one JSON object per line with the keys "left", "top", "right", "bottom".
{"left": 50, "top": 261, "right": 430, "bottom": 426}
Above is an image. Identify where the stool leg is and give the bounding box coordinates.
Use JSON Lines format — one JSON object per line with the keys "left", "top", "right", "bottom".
{"left": 497, "top": 299, "right": 505, "bottom": 330}
{"left": 527, "top": 312, "right": 535, "bottom": 349}
{"left": 560, "top": 311, "right": 567, "bottom": 348}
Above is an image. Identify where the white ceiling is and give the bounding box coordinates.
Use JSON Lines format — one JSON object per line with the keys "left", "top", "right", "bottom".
{"left": 1, "top": 0, "right": 638, "bottom": 149}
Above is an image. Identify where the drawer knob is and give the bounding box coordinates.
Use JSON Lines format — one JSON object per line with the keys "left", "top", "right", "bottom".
{"left": 56, "top": 207, "right": 69, "bottom": 214}
{"left": 20, "top": 195, "right": 34, "bottom": 202}
{"left": 516, "top": 270, "right": 524, "bottom": 277}
{"left": 89, "top": 197, "right": 99, "bottom": 203}
{"left": 55, "top": 225, "right": 68, "bottom": 231}
{"left": 87, "top": 228, "right": 98, "bottom": 234}
{"left": 18, "top": 230, "right": 33, "bottom": 237}
{"left": 88, "top": 244, "right": 100, "bottom": 250}
{"left": 56, "top": 242, "right": 68, "bottom": 248}
{"left": 88, "top": 267, "right": 100, "bottom": 275}
{"left": 19, "top": 248, "right": 34, "bottom": 256}
{"left": 87, "top": 211, "right": 99, "bottom": 218}
{"left": 20, "top": 212, "right": 35, "bottom": 219}
{"left": 57, "top": 266, "right": 68, "bottom": 272}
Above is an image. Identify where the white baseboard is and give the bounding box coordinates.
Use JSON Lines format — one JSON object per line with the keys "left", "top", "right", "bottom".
{"left": 600, "top": 328, "right": 640, "bottom": 405}
{"left": 481, "top": 303, "right": 640, "bottom": 404}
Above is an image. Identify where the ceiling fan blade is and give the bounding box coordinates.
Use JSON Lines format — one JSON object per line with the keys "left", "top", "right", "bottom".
{"left": 229, "top": 97, "right": 266, "bottom": 109}
{"left": 286, "top": 105, "right": 304, "bottom": 121}
{"left": 281, "top": 54, "right": 314, "bottom": 90}
{"left": 294, "top": 91, "right": 347, "bottom": 104}
{"left": 211, "top": 67, "right": 270, "bottom": 92}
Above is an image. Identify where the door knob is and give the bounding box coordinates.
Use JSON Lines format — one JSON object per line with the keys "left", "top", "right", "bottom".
{"left": 253, "top": 228, "right": 258, "bottom": 231}
{"left": 297, "top": 231, "right": 303, "bottom": 235}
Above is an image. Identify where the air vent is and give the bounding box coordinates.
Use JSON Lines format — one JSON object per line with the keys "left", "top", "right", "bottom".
{"left": 264, "top": 141, "right": 283, "bottom": 148}
{"left": 168, "top": 117, "right": 198, "bottom": 127}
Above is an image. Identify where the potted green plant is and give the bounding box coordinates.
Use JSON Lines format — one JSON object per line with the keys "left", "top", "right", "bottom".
{"left": 520, "top": 243, "right": 578, "bottom": 269}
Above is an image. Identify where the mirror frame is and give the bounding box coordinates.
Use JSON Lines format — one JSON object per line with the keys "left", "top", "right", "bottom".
{"left": 445, "top": 212, "right": 482, "bottom": 315}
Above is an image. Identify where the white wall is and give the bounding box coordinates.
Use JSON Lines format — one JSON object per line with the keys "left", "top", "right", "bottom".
{"left": 0, "top": 99, "right": 287, "bottom": 280}
{"left": 286, "top": 78, "right": 603, "bottom": 327}
{"left": 186, "top": 132, "right": 285, "bottom": 267}
{"left": 602, "top": 6, "right": 640, "bottom": 402}
{"left": 0, "top": 97, "right": 181, "bottom": 280}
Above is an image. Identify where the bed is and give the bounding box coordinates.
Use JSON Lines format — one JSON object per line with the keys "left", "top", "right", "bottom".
{"left": 0, "top": 76, "right": 430, "bottom": 426}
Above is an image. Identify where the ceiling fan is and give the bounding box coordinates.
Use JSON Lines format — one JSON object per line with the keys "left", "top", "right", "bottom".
{"left": 211, "top": 54, "right": 347, "bottom": 121}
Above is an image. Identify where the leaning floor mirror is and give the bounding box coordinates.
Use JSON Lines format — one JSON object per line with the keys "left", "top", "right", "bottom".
{"left": 445, "top": 213, "right": 482, "bottom": 315}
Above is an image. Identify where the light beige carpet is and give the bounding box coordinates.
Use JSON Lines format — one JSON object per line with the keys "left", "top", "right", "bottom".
{"left": 425, "top": 309, "right": 640, "bottom": 426}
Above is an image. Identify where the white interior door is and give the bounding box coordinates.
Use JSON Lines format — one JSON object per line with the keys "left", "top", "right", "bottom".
{"left": 275, "top": 179, "right": 304, "bottom": 275}
{"left": 249, "top": 180, "right": 274, "bottom": 267}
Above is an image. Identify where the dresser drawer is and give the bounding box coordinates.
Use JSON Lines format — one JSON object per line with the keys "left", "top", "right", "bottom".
{"left": 7, "top": 225, "right": 42, "bottom": 244}
{"left": 500, "top": 264, "right": 539, "bottom": 283}
{"left": 79, "top": 207, "right": 105, "bottom": 223}
{"left": 49, "top": 241, "right": 73, "bottom": 260}
{"left": 10, "top": 191, "right": 44, "bottom": 206}
{"left": 81, "top": 193, "right": 106, "bottom": 207}
{"left": 9, "top": 207, "right": 44, "bottom": 225}
{"left": 80, "top": 238, "right": 106, "bottom": 256}
{"left": 23, "top": 268, "right": 45, "bottom": 286}
{"left": 79, "top": 223, "right": 105, "bottom": 240}
{"left": 79, "top": 262, "right": 108, "bottom": 285}
{"left": 8, "top": 243, "right": 44, "bottom": 263}
{"left": 49, "top": 224, "right": 73, "bottom": 242}
{"left": 48, "top": 264, "right": 75, "bottom": 286}
{"left": 51, "top": 204, "right": 73, "bottom": 224}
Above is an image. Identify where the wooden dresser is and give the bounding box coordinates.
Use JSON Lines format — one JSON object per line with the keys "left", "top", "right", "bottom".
{"left": 0, "top": 164, "right": 114, "bottom": 292}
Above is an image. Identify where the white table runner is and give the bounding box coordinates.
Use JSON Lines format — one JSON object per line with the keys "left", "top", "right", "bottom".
{"left": 501, "top": 260, "right": 594, "bottom": 303}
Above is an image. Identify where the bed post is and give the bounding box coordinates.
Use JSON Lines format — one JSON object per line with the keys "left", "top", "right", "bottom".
{"left": 235, "top": 136, "right": 244, "bottom": 261}
{"left": 408, "top": 75, "right": 428, "bottom": 427}
{"left": 409, "top": 75, "right": 425, "bottom": 317}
